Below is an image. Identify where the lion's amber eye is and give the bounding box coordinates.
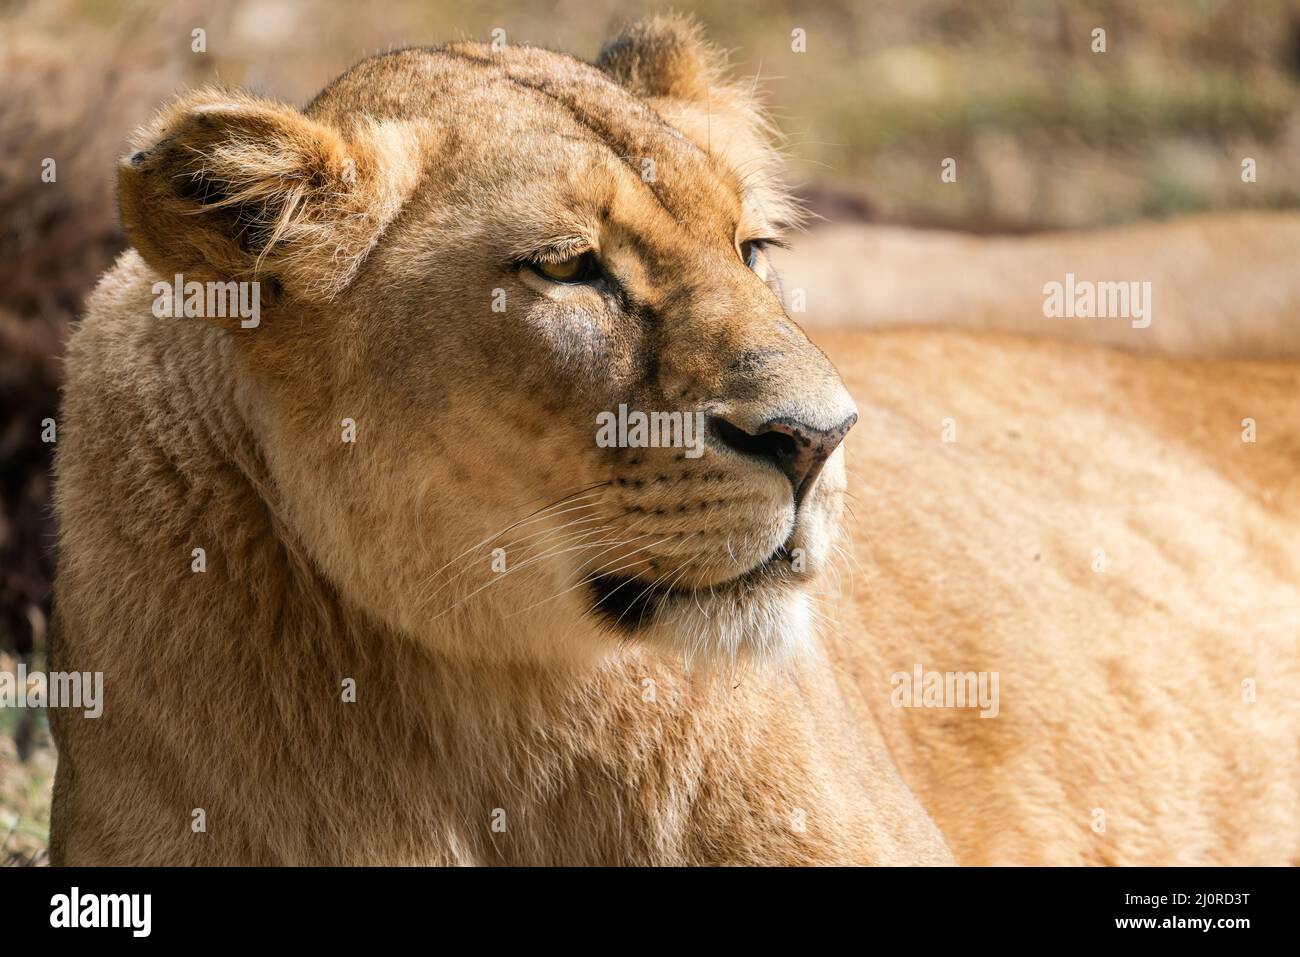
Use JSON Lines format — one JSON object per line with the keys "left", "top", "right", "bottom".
{"left": 740, "top": 240, "right": 763, "bottom": 271}
{"left": 531, "top": 252, "right": 597, "bottom": 284}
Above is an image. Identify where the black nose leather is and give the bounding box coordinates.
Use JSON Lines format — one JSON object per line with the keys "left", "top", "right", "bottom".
{"left": 708, "top": 413, "right": 857, "bottom": 505}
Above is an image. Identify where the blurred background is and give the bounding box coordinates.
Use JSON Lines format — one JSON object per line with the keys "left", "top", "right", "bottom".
{"left": 2, "top": 0, "right": 1299, "bottom": 864}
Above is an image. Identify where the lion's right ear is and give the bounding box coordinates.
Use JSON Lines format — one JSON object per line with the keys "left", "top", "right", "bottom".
{"left": 595, "top": 14, "right": 721, "bottom": 102}
{"left": 119, "top": 88, "right": 415, "bottom": 302}
{"left": 597, "top": 17, "right": 801, "bottom": 232}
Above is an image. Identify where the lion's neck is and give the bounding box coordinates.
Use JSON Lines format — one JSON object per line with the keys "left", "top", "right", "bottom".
{"left": 213, "top": 453, "right": 948, "bottom": 864}
{"left": 197, "top": 548, "right": 947, "bottom": 864}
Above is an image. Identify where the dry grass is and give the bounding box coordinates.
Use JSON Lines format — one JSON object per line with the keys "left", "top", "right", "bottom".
{"left": 0, "top": 654, "right": 53, "bottom": 866}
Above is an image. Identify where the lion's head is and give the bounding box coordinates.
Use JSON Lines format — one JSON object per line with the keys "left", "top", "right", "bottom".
{"left": 115, "top": 16, "right": 857, "bottom": 666}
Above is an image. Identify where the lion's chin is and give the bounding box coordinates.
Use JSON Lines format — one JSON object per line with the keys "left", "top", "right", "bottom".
{"left": 588, "top": 566, "right": 816, "bottom": 669}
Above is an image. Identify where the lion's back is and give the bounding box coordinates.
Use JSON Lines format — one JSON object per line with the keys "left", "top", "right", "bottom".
{"left": 821, "top": 329, "right": 1300, "bottom": 864}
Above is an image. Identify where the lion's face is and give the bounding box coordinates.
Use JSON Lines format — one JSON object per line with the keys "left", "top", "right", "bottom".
{"left": 117, "top": 22, "right": 857, "bottom": 664}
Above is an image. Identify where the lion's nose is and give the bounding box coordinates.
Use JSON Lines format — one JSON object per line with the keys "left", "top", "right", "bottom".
{"left": 708, "top": 413, "right": 857, "bottom": 505}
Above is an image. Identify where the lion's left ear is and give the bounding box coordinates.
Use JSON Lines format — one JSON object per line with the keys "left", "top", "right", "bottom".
{"left": 119, "top": 87, "right": 419, "bottom": 303}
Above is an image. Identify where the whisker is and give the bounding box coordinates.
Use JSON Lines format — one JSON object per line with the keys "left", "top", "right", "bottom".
{"left": 415, "top": 489, "right": 610, "bottom": 605}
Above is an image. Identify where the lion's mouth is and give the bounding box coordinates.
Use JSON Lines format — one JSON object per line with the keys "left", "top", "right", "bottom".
{"left": 588, "top": 543, "right": 795, "bottom": 632}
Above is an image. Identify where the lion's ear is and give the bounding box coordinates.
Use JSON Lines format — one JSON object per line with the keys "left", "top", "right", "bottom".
{"left": 595, "top": 14, "right": 722, "bottom": 102}
{"left": 597, "top": 17, "right": 801, "bottom": 231}
{"left": 118, "top": 88, "right": 413, "bottom": 302}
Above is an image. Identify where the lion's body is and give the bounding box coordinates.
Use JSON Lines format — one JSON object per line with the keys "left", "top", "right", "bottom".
{"left": 48, "top": 21, "right": 1300, "bottom": 865}
{"left": 824, "top": 330, "right": 1300, "bottom": 865}
{"left": 777, "top": 212, "right": 1300, "bottom": 360}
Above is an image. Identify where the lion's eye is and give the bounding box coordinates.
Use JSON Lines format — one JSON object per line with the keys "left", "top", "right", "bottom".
{"left": 740, "top": 240, "right": 764, "bottom": 271}
{"left": 530, "top": 252, "right": 599, "bottom": 284}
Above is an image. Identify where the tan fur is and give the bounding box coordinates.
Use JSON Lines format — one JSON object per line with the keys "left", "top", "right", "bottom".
{"left": 826, "top": 330, "right": 1300, "bottom": 864}
{"left": 50, "top": 18, "right": 1298, "bottom": 865}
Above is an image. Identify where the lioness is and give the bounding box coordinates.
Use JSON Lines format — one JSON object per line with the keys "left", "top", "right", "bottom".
{"left": 50, "top": 17, "right": 1299, "bottom": 865}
